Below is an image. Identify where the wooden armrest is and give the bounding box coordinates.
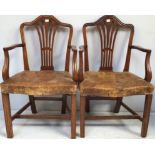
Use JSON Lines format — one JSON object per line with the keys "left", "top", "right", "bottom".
{"left": 3, "top": 43, "right": 25, "bottom": 81}
{"left": 130, "top": 45, "right": 152, "bottom": 82}
{"left": 130, "top": 45, "right": 151, "bottom": 53}
{"left": 3, "top": 43, "right": 25, "bottom": 51}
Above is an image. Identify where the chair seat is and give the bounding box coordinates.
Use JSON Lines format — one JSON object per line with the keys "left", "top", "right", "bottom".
{"left": 0, "top": 71, "right": 77, "bottom": 96}
{"left": 80, "top": 71, "right": 154, "bottom": 97}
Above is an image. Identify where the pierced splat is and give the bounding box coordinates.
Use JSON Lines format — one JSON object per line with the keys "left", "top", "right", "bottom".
{"left": 20, "top": 16, "right": 73, "bottom": 71}
{"left": 83, "top": 15, "right": 134, "bottom": 72}
{"left": 35, "top": 18, "right": 58, "bottom": 70}
{"left": 97, "top": 20, "right": 119, "bottom": 70}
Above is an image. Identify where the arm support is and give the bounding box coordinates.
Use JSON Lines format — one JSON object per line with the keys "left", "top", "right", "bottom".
{"left": 68, "top": 45, "right": 79, "bottom": 82}
{"left": 3, "top": 44, "right": 25, "bottom": 81}
{"left": 78, "top": 45, "right": 86, "bottom": 82}
{"left": 130, "top": 45, "right": 152, "bottom": 82}
{"left": 79, "top": 48, "right": 84, "bottom": 82}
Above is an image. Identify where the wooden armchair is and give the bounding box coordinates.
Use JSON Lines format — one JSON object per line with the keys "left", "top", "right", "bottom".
{"left": 79, "top": 15, "right": 154, "bottom": 138}
{"left": 0, "top": 15, "right": 78, "bottom": 139}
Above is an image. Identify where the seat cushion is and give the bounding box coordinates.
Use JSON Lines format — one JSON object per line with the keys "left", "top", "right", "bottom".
{"left": 0, "top": 71, "right": 77, "bottom": 96}
{"left": 80, "top": 71, "right": 154, "bottom": 97}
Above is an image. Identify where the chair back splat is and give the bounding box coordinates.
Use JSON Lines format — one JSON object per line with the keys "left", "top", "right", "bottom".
{"left": 20, "top": 15, "right": 73, "bottom": 71}
{"left": 83, "top": 15, "right": 134, "bottom": 71}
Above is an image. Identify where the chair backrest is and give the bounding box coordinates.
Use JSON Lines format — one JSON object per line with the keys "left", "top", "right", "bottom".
{"left": 20, "top": 15, "right": 73, "bottom": 71}
{"left": 82, "top": 15, "right": 134, "bottom": 72}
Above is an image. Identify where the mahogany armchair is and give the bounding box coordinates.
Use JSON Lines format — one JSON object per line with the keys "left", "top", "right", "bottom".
{"left": 0, "top": 15, "right": 78, "bottom": 139}
{"left": 79, "top": 15, "right": 154, "bottom": 138}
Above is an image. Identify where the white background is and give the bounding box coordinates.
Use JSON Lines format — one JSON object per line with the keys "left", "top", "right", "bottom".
{"left": 0, "top": 15, "right": 155, "bottom": 112}
{"left": 0, "top": 1, "right": 155, "bottom": 155}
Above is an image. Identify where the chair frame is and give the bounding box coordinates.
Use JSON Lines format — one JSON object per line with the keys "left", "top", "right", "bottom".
{"left": 2, "top": 15, "right": 78, "bottom": 139}
{"left": 79, "top": 15, "right": 153, "bottom": 138}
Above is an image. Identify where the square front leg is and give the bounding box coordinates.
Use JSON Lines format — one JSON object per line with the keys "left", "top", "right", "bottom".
{"left": 141, "top": 94, "right": 153, "bottom": 137}
{"left": 2, "top": 93, "right": 13, "bottom": 138}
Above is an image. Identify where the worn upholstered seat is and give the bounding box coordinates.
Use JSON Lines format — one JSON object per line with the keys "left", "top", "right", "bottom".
{"left": 0, "top": 71, "right": 77, "bottom": 96}
{"left": 80, "top": 71, "right": 154, "bottom": 97}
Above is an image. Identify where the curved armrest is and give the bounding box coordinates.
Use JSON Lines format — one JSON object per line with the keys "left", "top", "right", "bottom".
{"left": 3, "top": 44, "right": 24, "bottom": 51}
{"left": 130, "top": 45, "right": 151, "bottom": 53}
{"left": 68, "top": 45, "right": 79, "bottom": 82}
{"left": 3, "top": 43, "right": 25, "bottom": 81}
{"left": 130, "top": 45, "right": 152, "bottom": 82}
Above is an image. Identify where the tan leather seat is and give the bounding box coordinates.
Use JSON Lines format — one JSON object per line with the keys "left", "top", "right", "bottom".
{"left": 80, "top": 71, "right": 154, "bottom": 97}
{"left": 0, "top": 71, "right": 77, "bottom": 96}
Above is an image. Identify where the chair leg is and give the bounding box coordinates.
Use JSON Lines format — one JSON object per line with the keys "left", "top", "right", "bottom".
{"left": 114, "top": 98, "right": 122, "bottom": 113}
{"left": 85, "top": 97, "right": 90, "bottom": 113}
{"left": 71, "top": 94, "right": 76, "bottom": 139}
{"left": 29, "top": 95, "right": 37, "bottom": 114}
{"left": 2, "top": 93, "right": 13, "bottom": 138}
{"left": 80, "top": 96, "right": 86, "bottom": 138}
{"left": 61, "top": 95, "right": 67, "bottom": 114}
{"left": 141, "top": 94, "right": 152, "bottom": 137}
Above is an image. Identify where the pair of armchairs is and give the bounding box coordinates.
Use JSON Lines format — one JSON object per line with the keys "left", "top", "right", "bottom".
{"left": 0, "top": 15, "right": 154, "bottom": 139}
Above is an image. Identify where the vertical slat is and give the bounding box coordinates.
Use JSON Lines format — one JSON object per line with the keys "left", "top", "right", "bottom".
{"left": 40, "top": 22, "right": 46, "bottom": 67}
{"left": 107, "top": 50, "right": 110, "bottom": 67}
{"left": 45, "top": 24, "right": 48, "bottom": 67}
{"left": 102, "top": 51, "right": 105, "bottom": 69}
{"left": 103, "top": 50, "right": 106, "bottom": 68}
{"left": 101, "top": 24, "right": 107, "bottom": 68}
{"left": 108, "top": 25, "right": 114, "bottom": 67}
{"left": 99, "top": 21, "right": 119, "bottom": 70}
{"left": 111, "top": 27, "right": 118, "bottom": 51}
{"left": 108, "top": 25, "right": 113, "bottom": 48}
{"left": 106, "top": 24, "right": 110, "bottom": 50}
{"left": 48, "top": 22, "right": 53, "bottom": 67}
